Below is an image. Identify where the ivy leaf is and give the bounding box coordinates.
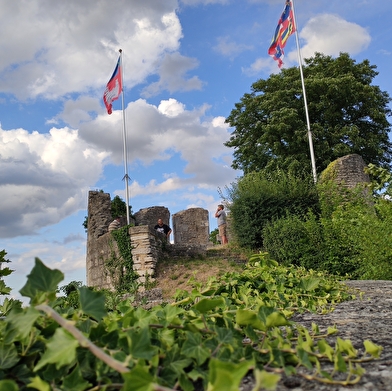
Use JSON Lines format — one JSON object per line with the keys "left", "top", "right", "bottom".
{"left": 0, "top": 343, "right": 19, "bottom": 369}
{"left": 236, "top": 309, "right": 265, "bottom": 330}
{"left": 258, "top": 306, "right": 289, "bottom": 329}
{"left": 79, "top": 286, "right": 107, "bottom": 321}
{"left": 297, "top": 348, "right": 313, "bottom": 369}
{"left": 0, "top": 380, "right": 19, "bottom": 391}
{"left": 252, "top": 369, "right": 281, "bottom": 391}
{"left": 336, "top": 337, "right": 357, "bottom": 358}
{"left": 61, "top": 364, "right": 92, "bottom": 391}
{"left": 179, "top": 373, "right": 195, "bottom": 391}
{"left": 0, "top": 280, "right": 11, "bottom": 295}
{"left": 19, "top": 258, "right": 64, "bottom": 301}
{"left": 27, "top": 376, "right": 51, "bottom": 391}
{"left": 34, "top": 328, "right": 78, "bottom": 371}
{"left": 334, "top": 352, "right": 347, "bottom": 372}
{"left": 160, "top": 305, "right": 185, "bottom": 326}
{"left": 181, "top": 332, "right": 211, "bottom": 365}
{"left": 128, "top": 328, "right": 156, "bottom": 360}
{"left": 193, "top": 297, "right": 225, "bottom": 313}
{"left": 363, "top": 340, "right": 383, "bottom": 358}
{"left": 207, "top": 358, "right": 251, "bottom": 391}
{"left": 317, "top": 339, "right": 334, "bottom": 361}
{"left": 299, "top": 278, "right": 320, "bottom": 291}
{"left": 122, "top": 364, "right": 154, "bottom": 391}
{"left": 6, "top": 306, "right": 41, "bottom": 339}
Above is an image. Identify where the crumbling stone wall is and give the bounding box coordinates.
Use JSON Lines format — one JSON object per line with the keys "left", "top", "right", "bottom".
{"left": 172, "top": 208, "right": 209, "bottom": 246}
{"left": 320, "top": 154, "right": 370, "bottom": 188}
{"left": 130, "top": 225, "right": 166, "bottom": 284}
{"left": 86, "top": 232, "right": 119, "bottom": 289}
{"left": 134, "top": 206, "right": 170, "bottom": 229}
{"left": 86, "top": 195, "right": 210, "bottom": 290}
{"left": 87, "top": 191, "right": 112, "bottom": 239}
{"left": 86, "top": 191, "right": 114, "bottom": 288}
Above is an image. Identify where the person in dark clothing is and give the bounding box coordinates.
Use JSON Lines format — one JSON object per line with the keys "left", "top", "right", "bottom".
{"left": 154, "top": 218, "right": 172, "bottom": 239}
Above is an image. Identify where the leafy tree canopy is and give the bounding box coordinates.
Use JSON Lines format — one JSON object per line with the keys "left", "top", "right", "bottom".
{"left": 225, "top": 52, "right": 392, "bottom": 175}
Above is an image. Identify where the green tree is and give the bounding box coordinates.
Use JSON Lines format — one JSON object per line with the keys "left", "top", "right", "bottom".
{"left": 111, "top": 195, "right": 132, "bottom": 218}
{"left": 225, "top": 52, "right": 392, "bottom": 175}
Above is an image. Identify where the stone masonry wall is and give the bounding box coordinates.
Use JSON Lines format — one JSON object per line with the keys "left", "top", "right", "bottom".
{"left": 86, "top": 232, "right": 118, "bottom": 289}
{"left": 172, "top": 208, "right": 209, "bottom": 246}
{"left": 86, "top": 192, "right": 210, "bottom": 290}
{"left": 333, "top": 154, "right": 370, "bottom": 188}
{"left": 134, "top": 206, "right": 170, "bottom": 229}
{"left": 87, "top": 191, "right": 112, "bottom": 239}
{"left": 130, "top": 225, "right": 166, "bottom": 283}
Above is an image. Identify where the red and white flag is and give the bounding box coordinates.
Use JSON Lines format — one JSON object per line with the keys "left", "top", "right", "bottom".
{"left": 103, "top": 56, "right": 122, "bottom": 115}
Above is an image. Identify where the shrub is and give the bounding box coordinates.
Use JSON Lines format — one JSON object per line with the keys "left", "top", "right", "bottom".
{"left": 225, "top": 169, "right": 319, "bottom": 249}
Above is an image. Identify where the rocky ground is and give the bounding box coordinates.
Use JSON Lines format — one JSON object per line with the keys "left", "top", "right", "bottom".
{"left": 241, "top": 280, "right": 392, "bottom": 391}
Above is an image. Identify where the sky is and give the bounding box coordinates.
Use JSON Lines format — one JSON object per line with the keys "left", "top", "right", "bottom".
{"left": 1, "top": 0, "right": 392, "bottom": 303}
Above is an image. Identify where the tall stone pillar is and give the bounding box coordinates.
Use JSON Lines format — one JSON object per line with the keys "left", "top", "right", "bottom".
{"left": 86, "top": 191, "right": 113, "bottom": 286}
{"left": 172, "top": 208, "right": 209, "bottom": 246}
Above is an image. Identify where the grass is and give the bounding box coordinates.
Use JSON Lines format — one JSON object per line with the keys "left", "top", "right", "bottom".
{"left": 153, "top": 245, "right": 248, "bottom": 299}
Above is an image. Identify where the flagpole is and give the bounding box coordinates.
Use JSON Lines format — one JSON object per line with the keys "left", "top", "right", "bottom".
{"left": 290, "top": 0, "right": 317, "bottom": 183}
{"left": 119, "top": 49, "right": 131, "bottom": 224}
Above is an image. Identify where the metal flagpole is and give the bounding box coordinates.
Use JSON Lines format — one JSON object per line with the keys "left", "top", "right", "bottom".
{"left": 290, "top": 0, "right": 317, "bottom": 183}
{"left": 119, "top": 49, "right": 131, "bottom": 224}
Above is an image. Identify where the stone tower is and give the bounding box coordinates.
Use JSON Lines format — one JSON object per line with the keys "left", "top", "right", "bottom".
{"left": 172, "top": 207, "right": 209, "bottom": 246}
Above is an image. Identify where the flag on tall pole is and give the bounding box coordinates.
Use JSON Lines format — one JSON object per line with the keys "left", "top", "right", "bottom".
{"left": 268, "top": 0, "right": 296, "bottom": 68}
{"left": 268, "top": 1, "right": 317, "bottom": 182}
{"left": 103, "top": 50, "right": 131, "bottom": 224}
{"left": 103, "top": 55, "right": 122, "bottom": 115}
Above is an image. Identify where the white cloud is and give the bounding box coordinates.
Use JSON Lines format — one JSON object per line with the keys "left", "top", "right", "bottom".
{"left": 141, "top": 52, "right": 203, "bottom": 97}
{"left": 0, "top": 97, "right": 238, "bottom": 239}
{"left": 0, "top": 125, "right": 109, "bottom": 238}
{"left": 0, "top": 0, "right": 182, "bottom": 100}
{"left": 287, "top": 14, "right": 371, "bottom": 63}
{"left": 158, "top": 98, "right": 186, "bottom": 117}
{"left": 213, "top": 36, "right": 253, "bottom": 58}
{"left": 180, "top": 0, "right": 229, "bottom": 5}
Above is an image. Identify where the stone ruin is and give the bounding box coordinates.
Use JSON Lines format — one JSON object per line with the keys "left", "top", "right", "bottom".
{"left": 86, "top": 191, "right": 211, "bottom": 290}
{"left": 86, "top": 154, "right": 371, "bottom": 291}
{"left": 321, "top": 154, "right": 370, "bottom": 188}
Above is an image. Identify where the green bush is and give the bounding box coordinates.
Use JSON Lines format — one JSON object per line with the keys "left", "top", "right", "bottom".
{"left": 263, "top": 212, "right": 326, "bottom": 270}
{"left": 263, "top": 187, "right": 392, "bottom": 280}
{"left": 225, "top": 169, "right": 319, "bottom": 249}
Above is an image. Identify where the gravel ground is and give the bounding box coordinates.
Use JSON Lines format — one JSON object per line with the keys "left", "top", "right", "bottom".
{"left": 240, "top": 280, "right": 392, "bottom": 391}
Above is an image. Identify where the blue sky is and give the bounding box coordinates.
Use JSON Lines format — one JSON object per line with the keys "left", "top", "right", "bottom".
{"left": 1, "top": 0, "right": 392, "bottom": 302}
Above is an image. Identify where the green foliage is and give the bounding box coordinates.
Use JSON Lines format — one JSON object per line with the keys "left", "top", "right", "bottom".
{"left": 0, "top": 256, "right": 381, "bottom": 390}
{"left": 0, "top": 250, "right": 22, "bottom": 316}
{"left": 0, "top": 250, "right": 13, "bottom": 296}
{"left": 365, "top": 162, "right": 392, "bottom": 196}
{"left": 107, "top": 225, "right": 139, "bottom": 293}
{"left": 263, "top": 179, "right": 392, "bottom": 280}
{"left": 111, "top": 194, "right": 132, "bottom": 219}
{"left": 209, "top": 228, "right": 219, "bottom": 244}
{"left": 58, "top": 281, "right": 84, "bottom": 309}
{"left": 224, "top": 169, "right": 319, "bottom": 249}
{"left": 225, "top": 52, "right": 392, "bottom": 175}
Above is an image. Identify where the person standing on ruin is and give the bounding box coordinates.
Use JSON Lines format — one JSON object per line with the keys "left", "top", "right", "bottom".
{"left": 154, "top": 218, "right": 172, "bottom": 239}
{"left": 215, "top": 204, "right": 228, "bottom": 244}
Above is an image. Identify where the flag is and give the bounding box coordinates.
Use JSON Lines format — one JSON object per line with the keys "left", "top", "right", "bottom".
{"left": 268, "top": 1, "right": 296, "bottom": 68}
{"left": 103, "top": 55, "right": 122, "bottom": 115}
